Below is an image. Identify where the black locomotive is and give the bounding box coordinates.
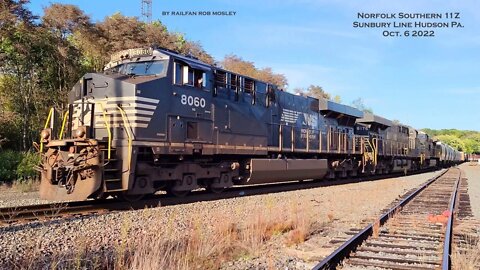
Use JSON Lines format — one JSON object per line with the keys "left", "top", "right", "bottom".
{"left": 38, "top": 47, "right": 463, "bottom": 201}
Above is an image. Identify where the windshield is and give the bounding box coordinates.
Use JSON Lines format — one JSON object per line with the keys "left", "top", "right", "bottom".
{"left": 115, "top": 60, "right": 167, "bottom": 76}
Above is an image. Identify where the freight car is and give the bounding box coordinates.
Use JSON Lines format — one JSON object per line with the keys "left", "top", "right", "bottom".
{"left": 37, "top": 47, "right": 463, "bottom": 201}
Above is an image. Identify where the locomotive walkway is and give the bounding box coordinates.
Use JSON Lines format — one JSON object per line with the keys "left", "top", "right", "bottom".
{"left": 313, "top": 167, "right": 475, "bottom": 270}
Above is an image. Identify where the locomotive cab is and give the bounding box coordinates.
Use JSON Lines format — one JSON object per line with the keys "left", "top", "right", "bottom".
{"left": 39, "top": 48, "right": 175, "bottom": 200}
{"left": 355, "top": 113, "right": 392, "bottom": 173}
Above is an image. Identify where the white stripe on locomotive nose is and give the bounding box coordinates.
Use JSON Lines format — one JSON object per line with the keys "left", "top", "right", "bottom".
{"left": 103, "top": 103, "right": 157, "bottom": 110}
{"left": 95, "top": 115, "right": 151, "bottom": 122}
{"left": 102, "top": 96, "right": 159, "bottom": 104}
{"left": 95, "top": 109, "right": 155, "bottom": 116}
{"left": 73, "top": 96, "right": 159, "bottom": 104}
{"left": 95, "top": 123, "right": 149, "bottom": 128}
{"left": 73, "top": 102, "right": 157, "bottom": 111}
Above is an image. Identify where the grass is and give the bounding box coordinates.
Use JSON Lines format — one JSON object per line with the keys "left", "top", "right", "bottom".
{"left": 12, "top": 179, "right": 40, "bottom": 192}
{"left": 3, "top": 201, "right": 323, "bottom": 270}
{"left": 451, "top": 231, "right": 480, "bottom": 270}
{"left": 126, "top": 204, "right": 312, "bottom": 269}
{"left": 1, "top": 178, "right": 40, "bottom": 193}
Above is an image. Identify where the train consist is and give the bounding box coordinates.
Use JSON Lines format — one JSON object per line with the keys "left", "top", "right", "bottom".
{"left": 37, "top": 47, "right": 464, "bottom": 201}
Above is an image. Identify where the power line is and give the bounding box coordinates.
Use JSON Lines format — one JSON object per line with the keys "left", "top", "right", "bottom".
{"left": 141, "top": 0, "right": 152, "bottom": 23}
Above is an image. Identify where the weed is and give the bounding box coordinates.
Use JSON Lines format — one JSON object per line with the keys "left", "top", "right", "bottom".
{"left": 372, "top": 219, "right": 380, "bottom": 238}
{"left": 327, "top": 212, "right": 335, "bottom": 222}
{"left": 11, "top": 178, "right": 39, "bottom": 192}
{"left": 451, "top": 231, "right": 480, "bottom": 270}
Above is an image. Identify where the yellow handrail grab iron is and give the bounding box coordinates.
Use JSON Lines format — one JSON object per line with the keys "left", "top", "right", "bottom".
{"left": 117, "top": 105, "right": 133, "bottom": 171}
{"left": 39, "top": 108, "right": 54, "bottom": 153}
{"left": 95, "top": 102, "right": 112, "bottom": 161}
{"left": 59, "top": 111, "right": 69, "bottom": 140}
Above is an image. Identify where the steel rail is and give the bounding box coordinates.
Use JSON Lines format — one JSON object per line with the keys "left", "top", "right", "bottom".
{"left": 0, "top": 167, "right": 442, "bottom": 226}
{"left": 0, "top": 199, "right": 119, "bottom": 223}
{"left": 441, "top": 168, "right": 461, "bottom": 270}
{"left": 312, "top": 168, "right": 451, "bottom": 270}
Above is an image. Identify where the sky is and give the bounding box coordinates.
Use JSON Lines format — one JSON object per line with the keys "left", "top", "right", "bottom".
{"left": 27, "top": 0, "right": 480, "bottom": 131}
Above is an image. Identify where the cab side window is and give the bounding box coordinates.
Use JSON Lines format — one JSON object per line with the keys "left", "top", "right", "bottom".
{"left": 214, "top": 70, "right": 226, "bottom": 88}
{"left": 174, "top": 61, "right": 205, "bottom": 89}
{"left": 174, "top": 62, "right": 183, "bottom": 85}
{"left": 244, "top": 78, "right": 255, "bottom": 94}
{"left": 230, "top": 74, "right": 238, "bottom": 90}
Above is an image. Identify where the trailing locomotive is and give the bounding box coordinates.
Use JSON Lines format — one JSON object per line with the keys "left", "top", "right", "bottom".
{"left": 37, "top": 47, "right": 464, "bottom": 201}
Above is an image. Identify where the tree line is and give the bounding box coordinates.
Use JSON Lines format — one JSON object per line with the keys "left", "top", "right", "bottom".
{"left": 422, "top": 129, "right": 480, "bottom": 154}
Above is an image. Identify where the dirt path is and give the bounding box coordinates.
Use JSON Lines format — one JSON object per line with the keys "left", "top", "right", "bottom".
{"left": 459, "top": 162, "right": 480, "bottom": 219}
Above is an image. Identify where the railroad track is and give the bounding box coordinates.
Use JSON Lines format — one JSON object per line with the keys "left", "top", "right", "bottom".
{"left": 0, "top": 199, "right": 119, "bottom": 225}
{"left": 313, "top": 167, "right": 464, "bottom": 270}
{"left": 0, "top": 167, "right": 440, "bottom": 226}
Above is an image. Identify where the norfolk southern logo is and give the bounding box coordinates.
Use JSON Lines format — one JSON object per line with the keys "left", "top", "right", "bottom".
{"left": 303, "top": 113, "right": 318, "bottom": 129}
{"left": 280, "top": 109, "right": 318, "bottom": 128}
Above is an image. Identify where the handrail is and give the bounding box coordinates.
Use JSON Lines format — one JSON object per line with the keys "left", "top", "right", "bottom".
{"left": 291, "top": 127, "right": 294, "bottom": 152}
{"left": 117, "top": 105, "right": 133, "bottom": 171}
{"left": 95, "top": 102, "right": 112, "bottom": 161}
{"left": 39, "top": 108, "right": 54, "bottom": 153}
{"left": 59, "top": 111, "right": 69, "bottom": 140}
{"left": 306, "top": 129, "right": 310, "bottom": 151}
{"left": 279, "top": 125, "right": 283, "bottom": 151}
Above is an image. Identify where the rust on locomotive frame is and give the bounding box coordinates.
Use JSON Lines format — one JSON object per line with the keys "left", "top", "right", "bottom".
{"left": 37, "top": 47, "right": 464, "bottom": 201}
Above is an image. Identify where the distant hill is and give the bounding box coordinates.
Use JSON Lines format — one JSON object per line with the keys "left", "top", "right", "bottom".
{"left": 421, "top": 129, "right": 480, "bottom": 154}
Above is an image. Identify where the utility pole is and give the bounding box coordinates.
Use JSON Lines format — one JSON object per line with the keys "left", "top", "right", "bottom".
{"left": 141, "top": 0, "right": 152, "bottom": 23}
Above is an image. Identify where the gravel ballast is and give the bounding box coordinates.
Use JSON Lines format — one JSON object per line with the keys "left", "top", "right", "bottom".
{"left": 0, "top": 189, "right": 50, "bottom": 208}
{"left": 0, "top": 170, "right": 444, "bottom": 269}
{"left": 459, "top": 162, "right": 480, "bottom": 219}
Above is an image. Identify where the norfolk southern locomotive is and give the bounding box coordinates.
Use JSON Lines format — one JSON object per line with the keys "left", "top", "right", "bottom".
{"left": 38, "top": 47, "right": 464, "bottom": 201}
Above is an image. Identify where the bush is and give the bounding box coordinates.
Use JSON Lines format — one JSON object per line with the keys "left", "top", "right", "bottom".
{"left": 16, "top": 151, "right": 40, "bottom": 180}
{"left": 0, "top": 150, "right": 40, "bottom": 183}
{"left": 0, "top": 150, "right": 22, "bottom": 182}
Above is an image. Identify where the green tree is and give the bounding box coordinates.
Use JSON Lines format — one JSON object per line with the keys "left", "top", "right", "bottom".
{"left": 0, "top": 0, "right": 48, "bottom": 149}
{"left": 0, "top": 2, "right": 217, "bottom": 152}
{"left": 293, "top": 85, "right": 331, "bottom": 100}
{"left": 43, "top": 4, "right": 107, "bottom": 71}
{"left": 434, "top": 135, "right": 466, "bottom": 151}
{"left": 333, "top": 95, "right": 342, "bottom": 104}
{"left": 351, "top": 98, "right": 373, "bottom": 113}
{"left": 422, "top": 129, "right": 480, "bottom": 154}
{"left": 221, "top": 54, "right": 288, "bottom": 89}
{"left": 307, "top": 85, "right": 330, "bottom": 100}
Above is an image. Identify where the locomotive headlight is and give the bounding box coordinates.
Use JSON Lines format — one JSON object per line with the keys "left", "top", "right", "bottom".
{"left": 40, "top": 129, "right": 51, "bottom": 140}
{"left": 74, "top": 127, "right": 86, "bottom": 138}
